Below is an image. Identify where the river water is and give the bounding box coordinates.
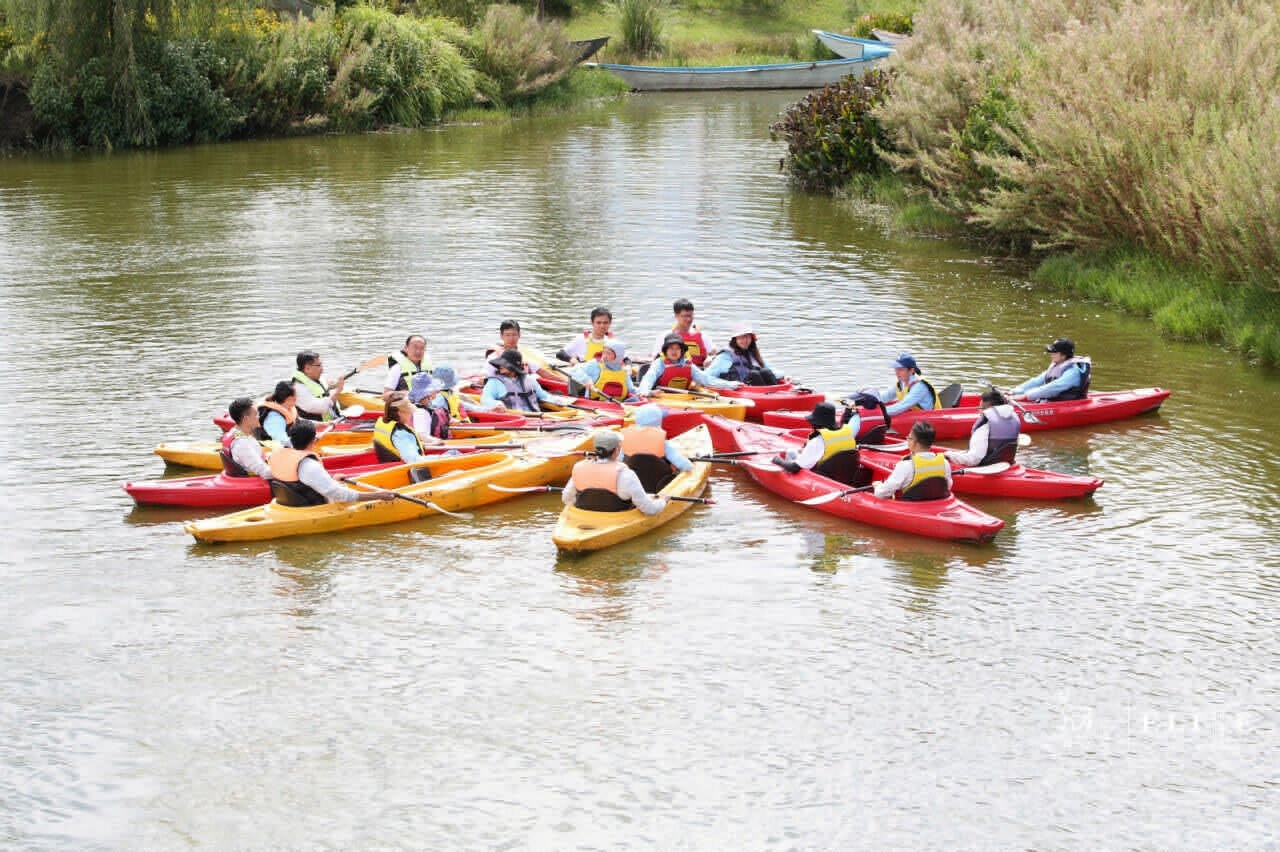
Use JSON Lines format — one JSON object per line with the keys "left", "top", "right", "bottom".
{"left": 2, "top": 91, "right": 1277, "bottom": 849}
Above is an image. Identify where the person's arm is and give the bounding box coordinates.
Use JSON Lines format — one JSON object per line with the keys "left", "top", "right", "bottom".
{"left": 690, "top": 365, "right": 739, "bottom": 390}
{"left": 663, "top": 440, "right": 694, "bottom": 473}
{"left": 478, "top": 377, "right": 507, "bottom": 410}
{"left": 1012, "top": 369, "right": 1049, "bottom": 396}
{"left": 704, "top": 351, "right": 732, "bottom": 379}
{"left": 873, "top": 458, "right": 913, "bottom": 499}
{"left": 637, "top": 360, "right": 664, "bottom": 395}
{"left": 294, "top": 383, "right": 336, "bottom": 418}
{"left": 230, "top": 435, "right": 273, "bottom": 478}
{"left": 615, "top": 467, "right": 668, "bottom": 515}
{"left": 561, "top": 476, "right": 578, "bottom": 506}
{"left": 298, "top": 457, "right": 365, "bottom": 502}
{"left": 533, "top": 381, "right": 551, "bottom": 402}
{"left": 1023, "top": 367, "right": 1083, "bottom": 401}
{"left": 623, "top": 372, "right": 642, "bottom": 402}
{"left": 946, "top": 422, "right": 988, "bottom": 468}
{"left": 383, "top": 363, "right": 403, "bottom": 393}
{"left": 261, "top": 411, "right": 291, "bottom": 447}
{"left": 392, "top": 428, "right": 422, "bottom": 463}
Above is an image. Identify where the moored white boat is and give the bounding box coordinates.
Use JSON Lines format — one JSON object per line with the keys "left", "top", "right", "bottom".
{"left": 585, "top": 50, "right": 892, "bottom": 91}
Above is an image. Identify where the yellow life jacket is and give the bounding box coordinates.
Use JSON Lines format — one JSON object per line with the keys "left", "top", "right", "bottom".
{"left": 895, "top": 376, "right": 942, "bottom": 411}
{"left": 898, "top": 452, "right": 949, "bottom": 501}
{"left": 372, "top": 417, "right": 424, "bottom": 462}
{"left": 584, "top": 332, "right": 612, "bottom": 362}
{"left": 291, "top": 370, "right": 335, "bottom": 421}
{"left": 594, "top": 362, "right": 629, "bottom": 400}
{"left": 817, "top": 424, "right": 857, "bottom": 464}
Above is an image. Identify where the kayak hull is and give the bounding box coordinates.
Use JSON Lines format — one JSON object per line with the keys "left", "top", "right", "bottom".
{"left": 763, "top": 387, "right": 1171, "bottom": 439}
{"left": 155, "top": 430, "right": 519, "bottom": 471}
{"left": 704, "top": 416, "right": 1003, "bottom": 542}
{"left": 185, "top": 434, "right": 593, "bottom": 543}
{"left": 536, "top": 376, "right": 750, "bottom": 421}
{"left": 125, "top": 458, "right": 394, "bottom": 508}
{"left": 552, "top": 425, "right": 713, "bottom": 552}
{"left": 717, "top": 382, "right": 825, "bottom": 422}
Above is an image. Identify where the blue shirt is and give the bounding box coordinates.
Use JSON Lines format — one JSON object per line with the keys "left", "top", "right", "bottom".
{"left": 392, "top": 427, "right": 423, "bottom": 463}
{"left": 567, "top": 361, "right": 640, "bottom": 401}
{"left": 705, "top": 350, "right": 773, "bottom": 382}
{"left": 878, "top": 378, "right": 935, "bottom": 416}
{"left": 637, "top": 359, "right": 738, "bottom": 395}
{"left": 261, "top": 410, "right": 292, "bottom": 447}
{"left": 1014, "top": 363, "right": 1085, "bottom": 401}
{"left": 480, "top": 375, "right": 550, "bottom": 410}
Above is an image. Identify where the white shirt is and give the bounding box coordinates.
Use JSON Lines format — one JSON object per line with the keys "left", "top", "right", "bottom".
{"left": 561, "top": 459, "right": 668, "bottom": 515}
{"left": 297, "top": 456, "right": 363, "bottom": 503}
{"left": 294, "top": 379, "right": 336, "bottom": 419}
{"left": 228, "top": 433, "right": 272, "bottom": 479}
{"left": 946, "top": 404, "right": 1019, "bottom": 467}
{"left": 874, "top": 452, "right": 952, "bottom": 499}
{"left": 562, "top": 333, "right": 610, "bottom": 361}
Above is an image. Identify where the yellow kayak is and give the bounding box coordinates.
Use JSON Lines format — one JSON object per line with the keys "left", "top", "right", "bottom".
{"left": 154, "top": 429, "right": 518, "bottom": 470}
{"left": 185, "top": 432, "right": 593, "bottom": 543}
{"left": 552, "top": 425, "right": 712, "bottom": 553}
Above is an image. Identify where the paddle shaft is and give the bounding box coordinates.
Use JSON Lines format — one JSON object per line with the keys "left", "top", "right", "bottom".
{"left": 489, "top": 483, "right": 712, "bottom": 503}
{"left": 979, "top": 377, "right": 1044, "bottom": 424}
{"left": 342, "top": 353, "right": 386, "bottom": 380}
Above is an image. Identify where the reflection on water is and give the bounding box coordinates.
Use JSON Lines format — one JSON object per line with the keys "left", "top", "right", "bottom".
{"left": 3, "top": 91, "right": 1279, "bottom": 849}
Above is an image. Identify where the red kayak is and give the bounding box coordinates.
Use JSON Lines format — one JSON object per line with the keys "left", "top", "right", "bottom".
{"left": 704, "top": 416, "right": 1003, "bottom": 543}
{"left": 212, "top": 407, "right": 528, "bottom": 433}
{"left": 762, "top": 387, "right": 1171, "bottom": 440}
{"left": 716, "top": 382, "right": 825, "bottom": 422}
{"left": 124, "top": 449, "right": 387, "bottom": 508}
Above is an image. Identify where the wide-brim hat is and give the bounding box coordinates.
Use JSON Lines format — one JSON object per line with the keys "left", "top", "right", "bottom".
{"left": 408, "top": 371, "right": 436, "bottom": 403}
{"left": 729, "top": 322, "right": 754, "bottom": 338}
{"left": 661, "top": 333, "right": 688, "bottom": 354}
{"left": 805, "top": 401, "right": 839, "bottom": 430}
{"left": 489, "top": 349, "right": 526, "bottom": 375}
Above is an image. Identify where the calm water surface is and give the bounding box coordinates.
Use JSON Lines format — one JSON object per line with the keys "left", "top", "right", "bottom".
{"left": 1, "top": 91, "right": 1278, "bottom": 849}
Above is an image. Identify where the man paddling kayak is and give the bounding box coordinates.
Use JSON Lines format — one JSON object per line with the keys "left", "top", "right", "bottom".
{"left": 945, "top": 389, "right": 1021, "bottom": 468}
{"left": 268, "top": 420, "right": 395, "bottom": 506}
{"left": 562, "top": 430, "right": 668, "bottom": 515}
{"left": 648, "top": 298, "right": 711, "bottom": 367}
{"left": 484, "top": 319, "right": 556, "bottom": 381}
{"left": 1012, "top": 338, "right": 1092, "bottom": 401}
{"left": 873, "top": 353, "right": 942, "bottom": 416}
{"left": 621, "top": 404, "right": 693, "bottom": 491}
{"left": 221, "top": 397, "right": 273, "bottom": 479}
{"left": 559, "top": 306, "right": 614, "bottom": 365}
{"left": 292, "top": 350, "right": 345, "bottom": 421}
{"left": 873, "top": 422, "right": 953, "bottom": 500}
{"left": 383, "top": 334, "right": 433, "bottom": 401}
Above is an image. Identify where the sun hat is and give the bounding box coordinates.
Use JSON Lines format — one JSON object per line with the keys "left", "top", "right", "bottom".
{"left": 431, "top": 365, "right": 457, "bottom": 388}
{"left": 729, "top": 322, "right": 754, "bottom": 338}
{"left": 805, "top": 401, "right": 839, "bottom": 431}
{"left": 489, "top": 349, "right": 526, "bottom": 375}
{"left": 1045, "top": 338, "right": 1075, "bottom": 356}
{"left": 661, "top": 333, "right": 688, "bottom": 354}
{"left": 592, "top": 430, "right": 621, "bottom": 455}
{"left": 408, "top": 371, "right": 435, "bottom": 403}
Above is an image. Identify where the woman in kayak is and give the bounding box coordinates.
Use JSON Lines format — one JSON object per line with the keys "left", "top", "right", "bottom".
{"left": 1012, "top": 338, "right": 1092, "bottom": 401}
{"left": 945, "top": 390, "right": 1021, "bottom": 468}
{"left": 256, "top": 381, "right": 299, "bottom": 447}
{"left": 874, "top": 353, "right": 942, "bottom": 416}
{"left": 372, "top": 396, "right": 434, "bottom": 463}
{"left": 637, "top": 334, "right": 741, "bottom": 397}
{"left": 873, "top": 422, "right": 953, "bottom": 500}
{"left": 481, "top": 349, "right": 551, "bottom": 412}
{"left": 772, "top": 401, "right": 863, "bottom": 485}
{"left": 704, "top": 322, "right": 783, "bottom": 386}
{"left": 565, "top": 340, "right": 641, "bottom": 402}
{"left": 269, "top": 419, "right": 396, "bottom": 506}
{"left": 562, "top": 430, "right": 668, "bottom": 515}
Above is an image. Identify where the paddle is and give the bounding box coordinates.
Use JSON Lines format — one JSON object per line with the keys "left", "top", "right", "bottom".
{"left": 800, "top": 485, "right": 874, "bottom": 505}
{"left": 316, "top": 404, "right": 368, "bottom": 433}
{"left": 688, "top": 451, "right": 774, "bottom": 464}
{"left": 978, "top": 377, "right": 1044, "bottom": 424}
{"left": 955, "top": 461, "right": 1011, "bottom": 475}
{"left": 341, "top": 477, "right": 474, "bottom": 520}
{"left": 544, "top": 392, "right": 614, "bottom": 414}
{"left": 657, "top": 386, "right": 755, "bottom": 406}
{"left": 342, "top": 354, "right": 387, "bottom": 381}
{"left": 488, "top": 484, "right": 715, "bottom": 504}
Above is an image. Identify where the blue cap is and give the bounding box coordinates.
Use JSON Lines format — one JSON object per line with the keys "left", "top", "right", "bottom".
{"left": 891, "top": 353, "right": 918, "bottom": 371}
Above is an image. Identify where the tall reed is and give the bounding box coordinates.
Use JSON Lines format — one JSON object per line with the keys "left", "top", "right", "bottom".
{"left": 616, "top": 0, "right": 664, "bottom": 58}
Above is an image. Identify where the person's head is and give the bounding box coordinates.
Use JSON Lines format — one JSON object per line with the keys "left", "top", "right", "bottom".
{"left": 908, "top": 421, "right": 936, "bottom": 451}
{"left": 805, "top": 401, "right": 839, "bottom": 431}
{"left": 490, "top": 349, "right": 526, "bottom": 377}
{"left": 296, "top": 351, "right": 322, "bottom": 376}
{"left": 729, "top": 322, "right": 755, "bottom": 352}
{"left": 673, "top": 298, "right": 695, "bottom": 329}
{"left": 980, "top": 388, "right": 1006, "bottom": 409}
{"left": 431, "top": 365, "right": 457, "bottom": 389}
{"left": 229, "top": 396, "right": 257, "bottom": 427}
{"left": 633, "top": 404, "right": 665, "bottom": 429}
{"left": 590, "top": 307, "right": 612, "bottom": 337}
{"left": 891, "top": 353, "right": 919, "bottom": 383}
{"left": 287, "top": 418, "right": 317, "bottom": 449}
{"left": 600, "top": 340, "right": 626, "bottom": 366}
{"left": 270, "top": 381, "right": 297, "bottom": 406}
{"left": 593, "top": 429, "right": 621, "bottom": 459}
{"left": 661, "top": 333, "right": 688, "bottom": 362}
{"left": 1045, "top": 337, "right": 1075, "bottom": 363}
{"left": 403, "top": 334, "right": 427, "bottom": 362}
{"left": 386, "top": 395, "right": 415, "bottom": 424}
{"left": 499, "top": 320, "right": 521, "bottom": 349}
{"left": 408, "top": 371, "right": 435, "bottom": 404}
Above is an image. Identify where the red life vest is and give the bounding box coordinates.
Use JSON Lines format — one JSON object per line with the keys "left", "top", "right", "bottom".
{"left": 673, "top": 325, "right": 708, "bottom": 366}
{"left": 659, "top": 359, "right": 694, "bottom": 390}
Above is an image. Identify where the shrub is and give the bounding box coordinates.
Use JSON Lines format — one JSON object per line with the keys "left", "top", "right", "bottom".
{"left": 467, "top": 4, "right": 577, "bottom": 105}
{"left": 771, "top": 68, "right": 897, "bottom": 192}
{"left": 616, "top": 0, "right": 663, "bottom": 57}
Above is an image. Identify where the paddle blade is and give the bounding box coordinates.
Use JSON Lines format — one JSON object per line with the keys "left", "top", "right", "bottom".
{"left": 426, "top": 501, "right": 473, "bottom": 520}
{"left": 959, "top": 461, "right": 1011, "bottom": 475}
{"left": 799, "top": 487, "right": 867, "bottom": 505}
{"left": 488, "top": 484, "right": 554, "bottom": 493}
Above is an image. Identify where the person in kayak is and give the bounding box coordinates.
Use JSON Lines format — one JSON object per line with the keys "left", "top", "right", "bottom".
{"left": 221, "top": 397, "right": 273, "bottom": 479}
{"left": 484, "top": 320, "right": 556, "bottom": 381}
{"left": 873, "top": 353, "right": 942, "bottom": 416}
{"left": 292, "top": 350, "right": 345, "bottom": 421}
{"left": 268, "top": 420, "right": 396, "bottom": 506}
{"left": 408, "top": 367, "right": 479, "bottom": 439}
{"left": 562, "top": 430, "right": 669, "bottom": 515}
{"left": 648, "top": 298, "right": 711, "bottom": 367}
{"left": 704, "top": 323, "right": 783, "bottom": 386}
{"left": 383, "top": 334, "right": 432, "bottom": 400}
{"left": 1012, "top": 338, "right": 1092, "bottom": 401}
{"left": 873, "top": 421, "right": 953, "bottom": 500}
{"left": 256, "top": 381, "right": 299, "bottom": 447}
{"left": 945, "top": 389, "right": 1021, "bottom": 468}
{"left": 772, "top": 401, "right": 864, "bottom": 485}
{"left": 372, "top": 396, "right": 437, "bottom": 463}
{"left": 481, "top": 349, "right": 551, "bottom": 412}
{"left": 637, "top": 334, "right": 741, "bottom": 396}
{"left": 558, "top": 307, "right": 614, "bottom": 365}
{"left": 620, "top": 404, "right": 694, "bottom": 491}
{"left": 565, "top": 341, "right": 641, "bottom": 402}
